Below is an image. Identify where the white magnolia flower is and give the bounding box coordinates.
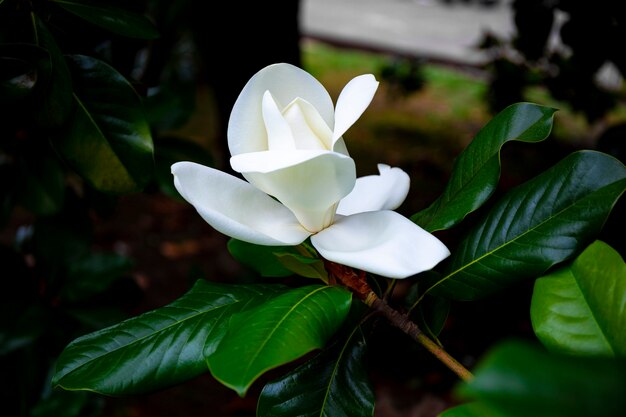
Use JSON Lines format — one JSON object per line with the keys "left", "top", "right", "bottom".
{"left": 172, "top": 63, "right": 449, "bottom": 279}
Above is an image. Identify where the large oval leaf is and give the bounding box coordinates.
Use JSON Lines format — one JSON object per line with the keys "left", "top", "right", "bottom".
{"left": 257, "top": 322, "right": 374, "bottom": 417}
{"left": 412, "top": 103, "right": 556, "bottom": 232}
{"left": 530, "top": 240, "right": 626, "bottom": 357}
{"left": 429, "top": 151, "right": 626, "bottom": 300}
{"left": 53, "top": 55, "right": 154, "bottom": 194}
{"left": 52, "top": 280, "right": 284, "bottom": 395}
{"left": 207, "top": 285, "right": 352, "bottom": 396}
{"left": 51, "top": 0, "right": 159, "bottom": 39}
{"left": 455, "top": 340, "right": 626, "bottom": 417}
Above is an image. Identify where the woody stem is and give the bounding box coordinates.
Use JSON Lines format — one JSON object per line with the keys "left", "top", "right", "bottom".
{"left": 364, "top": 291, "right": 473, "bottom": 381}
{"left": 324, "top": 260, "right": 473, "bottom": 382}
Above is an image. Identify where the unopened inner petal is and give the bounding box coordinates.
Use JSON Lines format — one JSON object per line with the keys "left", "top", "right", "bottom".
{"left": 282, "top": 98, "right": 333, "bottom": 150}
{"left": 262, "top": 91, "right": 296, "bottom": 151}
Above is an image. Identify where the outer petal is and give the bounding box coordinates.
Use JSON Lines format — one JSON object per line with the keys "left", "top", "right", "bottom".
{"left": 228, "top": 63, "right": 335, "bottom": 156}
{"left": 337, "top": 164, "right": 410, "bottom": 216}
{"left": 231, "top": 151, "right": 356, "bottom": 233}
{"left": 311, "top": 211, "right": 450, "bottom": 279}
{"left": 172, "top": 162, "right": 311, "bottom": 245}
{"left": 332, "top": 74, "right": 379, "bottom": 148}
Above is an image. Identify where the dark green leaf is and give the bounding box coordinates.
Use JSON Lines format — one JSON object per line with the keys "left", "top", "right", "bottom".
{"left": 276, "top": 252, "right": 328, "bottom": 280}
{"left": 144, "top": 82, "right": 196, "bottom": 130}
{"left": 531, "top": 240, "right": 626, "bottom": 357}
{"left": 153, "top": 136, "right": 213, "bottom": 200}
{"left": 227, "top": 238, "right": 294, "bottom": 278}
{"left": 456, "top": 340, "right": 626, "bottom": 417}
{"left": 17, "top": 154, "right": 64, "bottom": 216}
{"left": 53, "top": 55, "right": 154, "bottom": 194}
{"left": 429, "top": 151, "right": 626, "bottom": 300}
{"left": 51, "top": 0, "right": 159, "bottom": 39}
{"left": 258, "top": 323, "right": 374, "bottom": 417}
{"left": 62, "top": 252, "right": 134, "bottom": 301}
{"left": 207, "top": 285, "right": 353, "bottom": 396}
{"left": 52, "top": 280, "right": 284, "bottom": 395}
{"left": 439, "top": 402, "right": 507, "bottom": 417}
{"left": 416, "top": 293, "right": 450, "bottom": 339}
{"left": 412, "top": 103, "right": 556, "bottom": 232}
{"left": 33, "top": 15, "right": 74, "bottom": 128}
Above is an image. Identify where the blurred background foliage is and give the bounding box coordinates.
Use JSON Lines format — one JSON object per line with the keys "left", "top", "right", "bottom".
{"left": 1, "top": 0, "right": 624, "bottom": 416}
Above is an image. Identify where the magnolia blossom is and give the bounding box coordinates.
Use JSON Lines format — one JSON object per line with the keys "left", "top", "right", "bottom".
{"left": 172, "top": 63, "right": 449, "bottom": 279}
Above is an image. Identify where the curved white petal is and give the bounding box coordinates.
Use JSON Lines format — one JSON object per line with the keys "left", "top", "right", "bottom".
{"left": 262, "top": 91, "right": 295, "bottom": 151}
{"left": 337, "top": 164, "right": 410, "bottom": 216}
{"left": 332, "top": 74, "right": 379, "bottom": 148}
{"left": 282, "top": 97, "right": 333, "bottom": 150}
{"left": 311, "top": 211, "right": 450, "bottom": 279}
{"left": 232, "top": 151, "right": 356, "bottom": 232}
{"left": 172, "top": 162, "right": 311, "bottom": 245}
{"left": 228, "top": 63, "right": 335, "bottom": 156}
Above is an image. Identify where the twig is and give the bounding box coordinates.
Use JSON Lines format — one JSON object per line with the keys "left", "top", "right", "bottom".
{"left": 324, "top": 260, "right": 473, "bottom": 382}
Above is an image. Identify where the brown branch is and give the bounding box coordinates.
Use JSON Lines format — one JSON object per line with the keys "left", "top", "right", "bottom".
{"left": 324, "top": 260, "right": 473, "bottom": 382}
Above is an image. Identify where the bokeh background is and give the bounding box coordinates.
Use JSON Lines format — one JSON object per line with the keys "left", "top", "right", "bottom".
{"left": 2, "top": 0, "right": 624, "bottom": 416}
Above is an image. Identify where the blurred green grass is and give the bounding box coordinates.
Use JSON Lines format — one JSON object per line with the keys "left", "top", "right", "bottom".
{"left": 300, "top": 39, "right": 626, "bottom": 213}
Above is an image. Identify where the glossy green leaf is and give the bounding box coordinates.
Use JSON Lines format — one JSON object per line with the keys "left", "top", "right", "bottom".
{"left": 52, "top": 280, "right": 284, "bottom": 395}
{"left": 17, "top": 154, "right": 64, "bottom": 216}
{"left": 258, "top": 323, "right": 374, "bottom": 417}
{"left": 207, "top": 285, "right": 352, "bottom": 396}
{"left": 53, "top": 55, "right": 154, "bottom": 194}
{"left": 531, "top": 240, "right": 626, "bottom": 357}
{"left": 227, "top": 238, "right": 295, "bottom": 278}
{"left": 429, "top": 151, "right": 626, "bottom": 300}
{"left": 412, "top": 103, "right": 557, "bottom": 232}
{"left": 456, "top": 340, "right": 626, "bottom": 417}
{"left": 51, "top": 0, "right": 159, "bottom": 39}
{"left": 33, "top": 15, "right": 74, "bottom": 128}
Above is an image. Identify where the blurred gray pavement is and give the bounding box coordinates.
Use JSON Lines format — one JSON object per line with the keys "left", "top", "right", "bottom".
{"left": 300, "top": 0, "right": 515, "bottom": 66}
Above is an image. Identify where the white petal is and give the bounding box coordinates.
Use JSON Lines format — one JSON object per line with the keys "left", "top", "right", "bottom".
{"left": 337, "top": 164, "right": 410, "bottom": 216}
{"left": 311, "top": 211, "right": 450, "bottom": 279}
{"left": 172, "top": 162, "right": 311, "bottom": 245}
{"left": 282, "top": 97, "right": 333, "bottom": 150}
{"left": 262, "top": 91, "right": 296, "bottom": 151}
{"left": 228, "top": 63, "right": 335, "bottom": 156}
{"left": 231, "top": 151, "right": 356, "bottom": 232}
{"left": 332, "top": 74, "right": 379, "bottom": 148}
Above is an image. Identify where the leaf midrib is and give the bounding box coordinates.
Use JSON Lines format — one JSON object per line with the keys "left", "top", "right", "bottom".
{"left": 428, "top": 176, "right": 622, "bottom": 296}
{"left": 58, "top": 293, "right": 241, "bottom": 383}
{"left": 572, "top": 266, "right": 615, "bottom": 355}
{"left": 319, "top": 325, "right": 363, "bottom": 417}
{"left": 241, "top": 286, "right": 329, "bottom": 383}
